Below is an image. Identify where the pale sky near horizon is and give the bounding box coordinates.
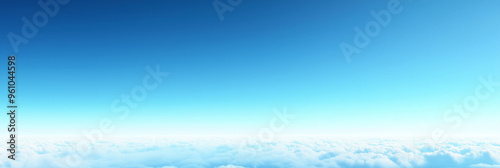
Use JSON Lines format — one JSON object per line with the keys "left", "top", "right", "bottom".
{"left": 1, "top": 0, "right": 499, "bottom": 137}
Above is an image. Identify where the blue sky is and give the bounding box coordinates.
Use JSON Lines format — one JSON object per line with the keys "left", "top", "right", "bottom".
{"left": 1, "top": 0, "right": 499, "bottom": 137}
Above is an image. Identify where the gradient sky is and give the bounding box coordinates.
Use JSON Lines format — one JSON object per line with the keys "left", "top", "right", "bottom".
{"left": 1, "top": 0, "right": 499, "bottom": 137}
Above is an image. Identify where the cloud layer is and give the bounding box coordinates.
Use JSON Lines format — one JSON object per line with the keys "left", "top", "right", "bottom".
{"left": 1, "top": 136, "right": 499, "bottom": 168}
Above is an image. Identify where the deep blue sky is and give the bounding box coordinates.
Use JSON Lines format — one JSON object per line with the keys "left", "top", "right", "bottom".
{"left": 1, "top": 0, "right": 499, "bottom": 136}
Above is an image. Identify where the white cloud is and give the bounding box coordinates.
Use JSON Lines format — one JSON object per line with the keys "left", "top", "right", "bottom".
{"left": 0, "top": 136, "right": 499, "bottom": 168}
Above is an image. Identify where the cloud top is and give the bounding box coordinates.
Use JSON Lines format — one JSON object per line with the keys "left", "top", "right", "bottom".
{"left": 1, "top": 136, "right": 499, "bottom": 168}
